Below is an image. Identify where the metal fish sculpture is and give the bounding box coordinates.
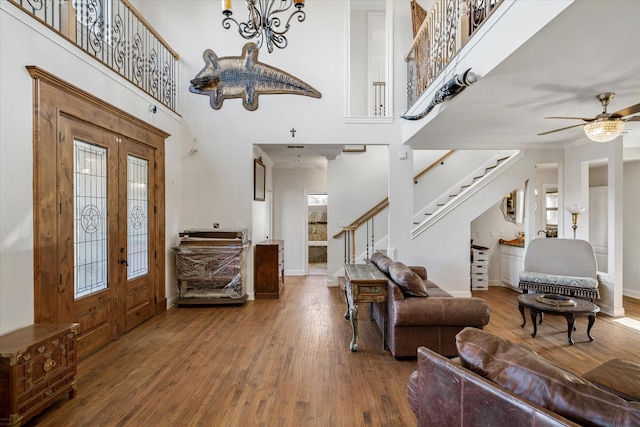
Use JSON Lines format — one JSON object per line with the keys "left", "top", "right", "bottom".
{"left": 402, "top": 68, "right": 477, "bottom": 120}
{"left": 189, "top": 42, "right": 321, "bottom": 111}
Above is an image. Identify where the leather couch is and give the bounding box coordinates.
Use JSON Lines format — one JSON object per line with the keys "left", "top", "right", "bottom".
{"left": 369, "top": 252, "right": 490, "bottom": 358}
{"left": 407, "top": 328, "right": 640, "bottom": 426}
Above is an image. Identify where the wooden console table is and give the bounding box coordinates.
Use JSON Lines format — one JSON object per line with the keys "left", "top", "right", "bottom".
{"left": 343, "top": 264, "right": 388, "bottom": 352}
{"left": 0, "top": 323, "right": 78, "bottom": 426}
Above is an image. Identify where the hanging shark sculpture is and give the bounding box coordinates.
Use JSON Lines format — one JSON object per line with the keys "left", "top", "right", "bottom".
{"left": 189, "top": 42, "right": 321, "bottom": 111}
{"left": 402, "top": 68, "right": 477, "bottom": 120}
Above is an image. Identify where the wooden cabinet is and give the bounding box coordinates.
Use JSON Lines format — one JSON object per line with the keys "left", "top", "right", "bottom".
{"left": 0, "top": 323, "right": 78, "bottom": 426}
{"left": 254, "top": 240, "right": 284, "bottom": 299}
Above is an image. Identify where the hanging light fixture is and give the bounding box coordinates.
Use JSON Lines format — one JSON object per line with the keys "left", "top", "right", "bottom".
{"left": 222, "top": 0, "right": 306, "bottom": 53}
{"left": 583, "top": 93, "right": 626, "bottom": 143}
{"left": 583, "top": 118, "right": 625, "bottom": 143}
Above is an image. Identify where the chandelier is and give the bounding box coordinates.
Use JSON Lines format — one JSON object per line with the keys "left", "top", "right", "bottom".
{"left": 222, "top": 0, "right": 306, "bottom": 53}
{"left": 583, "top": 119, "right": 625, "bottom": 143}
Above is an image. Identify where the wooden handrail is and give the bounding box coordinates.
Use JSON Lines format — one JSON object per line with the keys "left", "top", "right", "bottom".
{"left": 413, "top": 150, "right": 455, "bottom": 184}
{"left": 121, "top": 0, "right": 180, "bottom": 60}
{"left": 333, "top": 199, "right": 389, "bottom": 239}
{"left": 333, "top": 150, "right": 455, "bottom": 239}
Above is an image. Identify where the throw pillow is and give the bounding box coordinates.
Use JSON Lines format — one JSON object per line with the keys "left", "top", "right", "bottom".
{"left": 456, "top": 327, "right": 640, "bottom": 427}
{"left": 370, "top": 252, "right": 393, "bottom": 274}
{"left": 388, "top": 262, "right": 428, "bottom": 297}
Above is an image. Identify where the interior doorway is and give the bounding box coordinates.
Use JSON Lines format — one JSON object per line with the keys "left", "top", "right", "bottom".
{"left": 307, "top": 193, "right": 328, "bottom": 275}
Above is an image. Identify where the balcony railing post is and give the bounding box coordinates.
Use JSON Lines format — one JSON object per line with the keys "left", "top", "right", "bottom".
{"left": 366, "top": 221, "right": 370, "bottom": 260}
{"left": 343, "top": 226, "right": 357, "bottom": 265}
{"left": 60, "top": 0, "right": 76, "bottom": 42}
{"left": 371, "top": 217, "right": 375, "bottom": 256}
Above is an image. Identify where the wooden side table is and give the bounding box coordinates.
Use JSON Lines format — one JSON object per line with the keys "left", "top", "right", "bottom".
{"left": 344, "top": 264, "right": 388, "bottom": 352}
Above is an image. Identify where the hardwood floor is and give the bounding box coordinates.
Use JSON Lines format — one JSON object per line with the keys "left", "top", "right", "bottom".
{"left": 26, "top": 278, "right": 640, "bottom": 427}
{"left": 480, "top": 287, "right": 640, "bottom": 375}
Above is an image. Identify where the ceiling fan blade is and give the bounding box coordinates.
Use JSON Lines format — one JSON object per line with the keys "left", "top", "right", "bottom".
{"left": 544, "top": 116, "right": 595, "bottom": 122}
{"left": 625, "top": 115, "right": 640, "bottom": 122}
{"left": 538, "top": 123, "right": 585, "bottom": 136}
{"left": 611, "top": 103, "right": 640, "bottom": 118}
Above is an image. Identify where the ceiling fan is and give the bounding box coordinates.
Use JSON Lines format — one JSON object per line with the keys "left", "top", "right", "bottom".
{"left": 539, "top": 93, "right": 640, "bottom": 142}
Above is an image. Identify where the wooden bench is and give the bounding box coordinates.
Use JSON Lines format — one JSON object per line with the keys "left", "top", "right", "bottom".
{"left": 518, "top": 238, "right": 600, "bottom": 300}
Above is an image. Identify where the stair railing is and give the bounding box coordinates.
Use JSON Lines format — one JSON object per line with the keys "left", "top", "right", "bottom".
{"left": 334, "top": 150, "right": 456, "bottom": 264}
{"left": 8, "top": 0, "right": 179, "bottom": 112}
{"left": 406, "top": 0, "right": 503, "bottom": 110}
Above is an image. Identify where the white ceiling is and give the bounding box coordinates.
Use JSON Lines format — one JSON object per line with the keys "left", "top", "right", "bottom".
{"left": 260, "top": 0, "right": 640, "bottom": 168}
{"left": 405, "top": 0, "right": 640, "bottom": 150}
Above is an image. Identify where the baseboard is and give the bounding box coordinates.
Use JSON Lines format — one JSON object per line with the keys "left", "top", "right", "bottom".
{"left": 624, "top": 289, "right": 640, "bottom": 300}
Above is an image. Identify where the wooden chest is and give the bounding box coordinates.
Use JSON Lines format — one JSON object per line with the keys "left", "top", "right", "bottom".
{"left": 0, "top": 324, "right": 78, "bottom": 426}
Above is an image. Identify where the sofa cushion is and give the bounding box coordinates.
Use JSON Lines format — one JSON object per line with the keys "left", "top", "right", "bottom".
{"left": 456, "top": 327, "right": 640, "bottom": 427}
{"left": 583, "top": 359, "right": 640, "bottom": 401}
{"left": 408, "top": 266, "right": 427, "bottom": 280}
{"left": 389, "top": 262, "right": 427, "bottom": 297}
{"left": 370, "top": 252, "right": 393, "bottom": 274}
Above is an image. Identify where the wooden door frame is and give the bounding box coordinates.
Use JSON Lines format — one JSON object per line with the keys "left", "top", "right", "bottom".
{"left": 28, "top": 66, "right": 169, "bottom": 325}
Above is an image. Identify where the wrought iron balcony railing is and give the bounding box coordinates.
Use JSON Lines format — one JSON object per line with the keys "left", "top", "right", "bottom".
{"left": 405, "top": 0, "right": 502, "bottom": 111}
{"left": 9, "top": 0, "right": 179, "bottom": 113}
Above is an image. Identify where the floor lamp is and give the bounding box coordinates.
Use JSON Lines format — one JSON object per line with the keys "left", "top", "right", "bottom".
{"left": 566, "top": 204, "right": 586, "bottom": 239}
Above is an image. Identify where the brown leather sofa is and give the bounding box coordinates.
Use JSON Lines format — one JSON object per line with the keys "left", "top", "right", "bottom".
{"left": 408, "top": 328, "right": 640, "bottom": 426}
{"left": 369, "top": 253, "right": 490, "bottom": 358}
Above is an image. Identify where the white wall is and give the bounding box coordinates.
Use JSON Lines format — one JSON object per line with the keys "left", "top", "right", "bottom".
{"left": 349, "top": 8, "right": 368, "bottom": 116}
{"left": 412, "top": 150, "right": 509, "bottom": 222}
{"left": 136, "top": 0, "right": 410, "bottom": 290}
{"left": 470, "top": 196, "right": 525, "bottom": 286}
{"left": 1, "top": 0, "right": 415, "bottom": 334}
{"left": 272, "top": 167, "right": 327, "bottom": 277}
{"left": 0, "top": 4, "right": 182, "bottom": 333}
{"left": 327, "top": 145, "right": 389, "bottom": 285}
{"left": 3, "top": 1, "right": 637, "bottom": 337}
{"left": 563, "top": 140, "right": 624, "bottom": 316}
{"left": 624, "top": 160, "right": 640, "bottom": 298}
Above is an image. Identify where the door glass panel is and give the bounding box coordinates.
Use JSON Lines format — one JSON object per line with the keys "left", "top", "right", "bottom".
{"left": 127, "top": 155, "right": 149, "bottom": 280}
{"left": 74, "top": 140, "right": 108, "bottom": 299}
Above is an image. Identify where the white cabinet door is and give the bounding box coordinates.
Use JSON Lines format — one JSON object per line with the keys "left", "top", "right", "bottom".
{"left": 513, "top": 254, "right": 525, "bottom": 287}
{"left": 501, "top": 252, "right": 512, "bottom": 285}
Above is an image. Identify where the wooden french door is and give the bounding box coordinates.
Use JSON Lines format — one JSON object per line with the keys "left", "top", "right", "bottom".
{"left": 30, "top": 67, "right": 167, "bottom": 360}
{"left": 59, "top": 116, "right": 156, "bottom": 357}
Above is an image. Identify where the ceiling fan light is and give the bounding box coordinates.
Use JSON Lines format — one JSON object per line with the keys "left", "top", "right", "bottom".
{"left": 583, "top": 119, "right": 625, "bottom": 143}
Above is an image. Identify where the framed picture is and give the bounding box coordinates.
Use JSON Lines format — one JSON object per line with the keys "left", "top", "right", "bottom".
{"left": 254, "top": 158, "right": 266, "bottom": 201}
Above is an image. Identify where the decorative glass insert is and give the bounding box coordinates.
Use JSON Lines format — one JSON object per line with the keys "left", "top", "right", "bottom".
{"left": 127, "top": 155, "right": 149, "bottom": 280}
{"left": 74, "top": 140, "right": 108, "bottom": 299}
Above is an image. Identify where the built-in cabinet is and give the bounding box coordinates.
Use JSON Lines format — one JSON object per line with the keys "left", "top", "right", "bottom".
{"left": 255, "top": 240, "right": 285, "bottom": 299}
{"left": 500, "top": 245, "right": 525, "bottom": 289}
